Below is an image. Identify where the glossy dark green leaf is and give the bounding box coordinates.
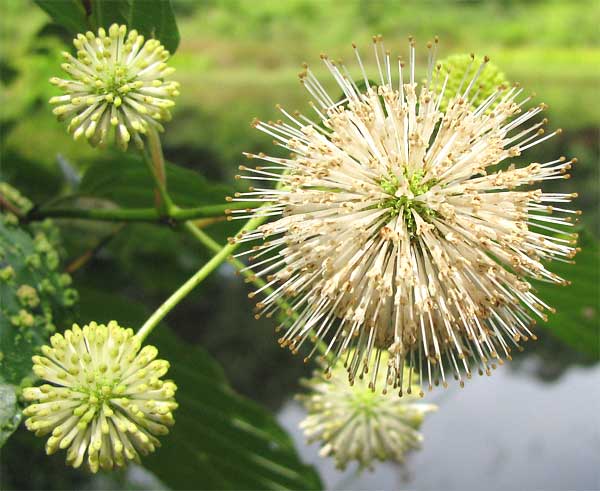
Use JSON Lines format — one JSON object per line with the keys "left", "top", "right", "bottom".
{"left": 146, "top": 329, "right": 322, "bottom": 490}
{"left": 35, "top": 0, "right": 179, "bottom": 54}
{"left": 77, "top": 289, "right": 322, "bottom": 490}
{"left": 534, "top": 232, "right": 599, "bottom": 358}
{"left": 89, "top": 0, "right": 128, "bottom": 30}
{"left": 128, "top": 0, "right": 180, "bottom": 53}
{"left": 79, "top": 154, "right": 232, "bottom": 208}
{"left": 34, "top": 0, "right": 89, "bottom": 34}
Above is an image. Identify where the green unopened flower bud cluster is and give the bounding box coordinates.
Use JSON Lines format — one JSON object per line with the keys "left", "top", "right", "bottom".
{"left": 0, "top": 182, "right": 33, "bottom": 216}
{"left": 431, "top": 53, "right": 508, "bottom": 112}
{"left": 297, "top": 350, "right": 437, "bottom": 470}
{"left": 22, "top": 321, "right": 177, "bottom": 473}
{"left": 1, "top": 221, "right": 76, "bottom": 333}
{"left": 1, "top": 184, "right": 78, "bottom": 386}
{"left": 49, "top": 24, "right": 179, "bottom": 150}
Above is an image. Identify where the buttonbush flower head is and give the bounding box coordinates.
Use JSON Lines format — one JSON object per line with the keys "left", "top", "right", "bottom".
{"left": 298, "top": 349, "right": 436, "bottom": 470}
{"left": 23, "top": 321, "right": 177, "bottom": 472}
{"left": 232, "top": 36, "right": 579, "bottom": 395}
{"left": 49, "top": 24, "right": 180, "bottom": 150}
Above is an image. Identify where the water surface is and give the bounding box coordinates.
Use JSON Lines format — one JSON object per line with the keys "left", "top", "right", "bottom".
{"left": 279, "top": 358, "right": 600, "bottom": 491}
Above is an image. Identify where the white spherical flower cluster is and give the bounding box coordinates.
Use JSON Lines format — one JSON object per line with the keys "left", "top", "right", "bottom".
{"left": 298, "top": 350, "right": 436, "bottom": 470}
{"left": 23, "top": 321, "right": 177, "bottom": 473}
{"left": 233, "top": 36, "right": 579, "bottom": 395}
{"left": 49, "top": 24, "right": 179, "bottom": 150}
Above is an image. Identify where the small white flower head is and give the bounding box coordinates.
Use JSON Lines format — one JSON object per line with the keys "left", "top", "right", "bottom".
{"left": 22, "top": 321, "right": 178, "bottom": 473}
{"left": 233, "top": 36, "right": 579, "bottom": 395}
{"left": 49, "top": 23, "right": 180, "bottom": 150}
{"left": 298, "top": 350, "right": 436, "bottom": 470}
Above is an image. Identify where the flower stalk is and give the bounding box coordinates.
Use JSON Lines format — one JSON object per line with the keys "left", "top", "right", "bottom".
{"left": 27, "top": 201, "right": 253, "bottom": 224}
{"left": 136, "top": 215, "right": 267, "bottom": 342}
{"left": 183, "top": 222, "right": 332, "bottom": 360}
{"left": 145, "top": 127, "right": 173, "bottom": 213}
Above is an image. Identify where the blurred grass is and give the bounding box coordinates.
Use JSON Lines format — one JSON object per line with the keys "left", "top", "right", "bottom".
{"left": 0, "top": 1, "right": 597, "bottom": 236}
{"left": 1, "top": 0, "right": 596, "bottom": 324}
{"left": 1, "top": 0, "right": 598, "bottom": 261}
{"left": 3, "top": 1, "right": 598, "bottom": 160}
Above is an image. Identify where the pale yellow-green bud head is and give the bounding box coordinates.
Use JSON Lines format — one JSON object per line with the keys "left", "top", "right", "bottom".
{"left": 432, "top": 53, "right": 508, "bottom": 112}
{"left": 22, "top": 320, "right": 178, "bottom": 473}
{"left": 297, "top": 350, "right": 437, "bottom": 470}
{"left": 48, "top": 23, "right": 179, "bottom": 150}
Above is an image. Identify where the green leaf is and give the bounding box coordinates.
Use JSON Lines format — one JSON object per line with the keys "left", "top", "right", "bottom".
{"left": 77, "top": 288, "right": 322, "bottom": 490}
{"left": 128, "top": 0, "right": 180, "bottom": 53}
{"left": 534, "top": 232, "right": 599, "bottom": 358}
{"left": 89, "top": 0, "right": 128, "bottom": 30}
{"left": 146, "top": 328, "right": 322, "bottom": 490}
{"left": 0, "top": 384, "right": 22, "bottom": 448}
{"left": 79, "top": 154, "right": 232, "bottom": 209}
{"left": 34, "top": 0, "right": 89, "bottom": 34}
{"left": 35, "top": 0, "right": 179, "bottom": 54}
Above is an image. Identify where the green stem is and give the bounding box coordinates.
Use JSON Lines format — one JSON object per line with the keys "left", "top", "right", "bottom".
{"left": 0, "top": 194, "right": 25, "bottom": 218}
{"left": 135, "top": 214, "right": 267, "bottom": 342}
{"left": 143, "top": 128, "right": 175, "bottom": 213}
{"left": 184, "top": 221, "right": 258, "bottom": 280}
{"left": 28, "top": 202, "right": 252, "bottom": 223}
{"left": 183, "top": 221, "right": 331, "bottom": 360}
{"left": 148, "top": 128, "right": 167, "bottom": 187}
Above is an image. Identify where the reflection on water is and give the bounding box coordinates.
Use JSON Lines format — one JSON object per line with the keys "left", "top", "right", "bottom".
{"left": 279, "top": 358, "right": 600, "bottom": 491}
